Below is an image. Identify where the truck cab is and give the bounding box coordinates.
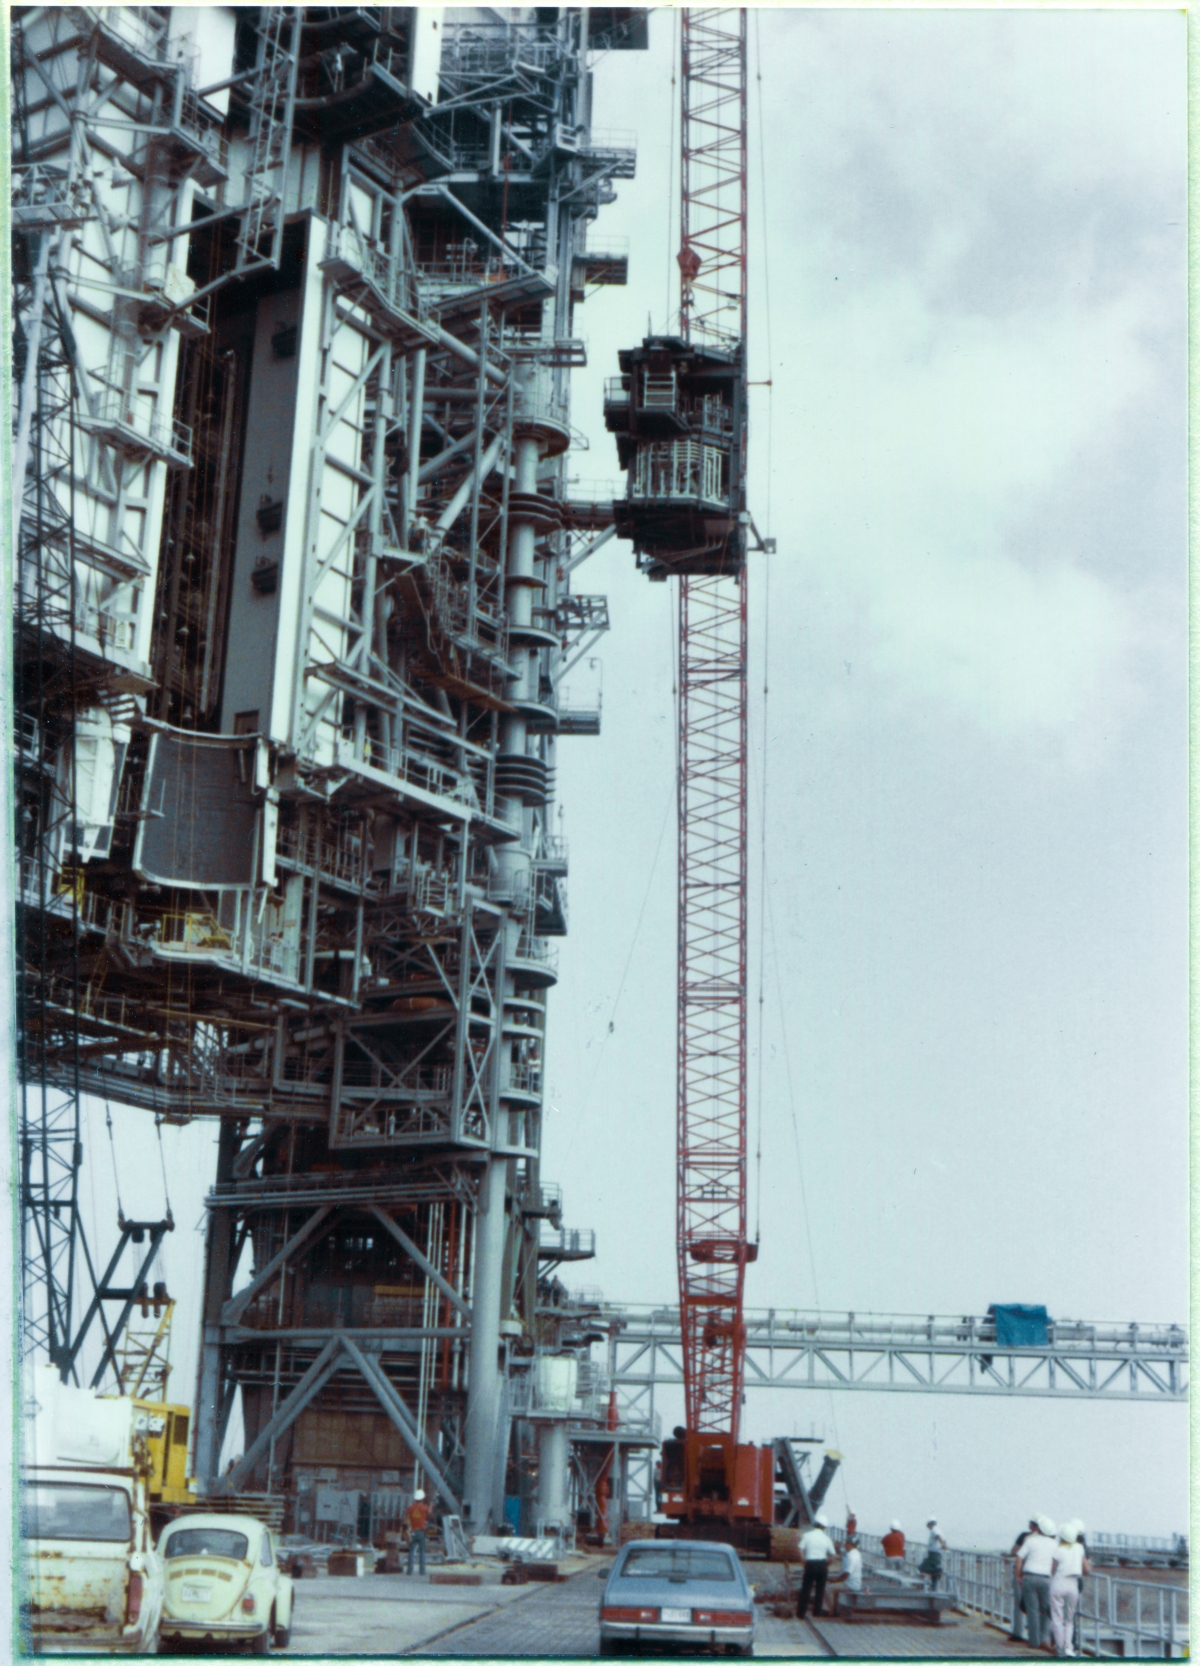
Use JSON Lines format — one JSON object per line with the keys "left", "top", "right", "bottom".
{"left": 21, "top": 1367, "right": 165, "bottom": 1654}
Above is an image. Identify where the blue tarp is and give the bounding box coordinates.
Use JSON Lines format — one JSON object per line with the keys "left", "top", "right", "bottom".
{"left": 988, "top": 1304, "right": 1050, "bottom": 1347}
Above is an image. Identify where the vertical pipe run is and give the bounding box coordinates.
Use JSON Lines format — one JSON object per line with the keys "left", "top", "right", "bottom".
{"left": 536, "top": 1421, "right": 569, "bottom": 1528}
{"left": 462, "top": 1156, "right": 507, "bottom": 1526}
{"left": 406, "top": 348, "right": 427, "bottom": 521}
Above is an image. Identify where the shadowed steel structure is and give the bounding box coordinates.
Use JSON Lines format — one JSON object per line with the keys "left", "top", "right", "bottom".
{"left": 676, "top": 8, "right": 751, "bottom": 1444}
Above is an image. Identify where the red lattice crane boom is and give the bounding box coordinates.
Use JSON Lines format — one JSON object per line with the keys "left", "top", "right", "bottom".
{"left": 605, "top": 8, "right": 775, "bottom": 1548}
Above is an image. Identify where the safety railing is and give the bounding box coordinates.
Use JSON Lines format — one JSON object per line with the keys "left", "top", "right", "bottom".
{"left": 80, "top": 390, "right": 194, "bottom": 467}
{"left": 1091, "top": 1532, "right": 1189, "bottom": 1555}
{"left": 838, "top": 1528, "right": 1188, "bottom": 1657}
{"left": 641, "top": 370, "right": 676, "bottom": 410}
{"left": 76, "top": 603, "right": 138, "bottom": 653}
{"left": 325, "top": 222, "right": 419, "bottom": 322}
{"left": 438, "top": 24, "right": 572, "bottom": 79}
{"left": 565, "top": 477, "right": 621, "bottom": 507}
{"left": 374, "top": 861, "right": 457, "bottom": 918}
{"left": 540, "top": 1227, "right": 595, "bottom": 1257}
{"left": 11, "top": 163, "right": 89, "bottom": 229}
{"left": 533, "top": 833, "right": 569, "bottom": 871}
{"left": 276, "top": 819, "right": 367, "bottom": 889}
{"left": 522, "top": 1181, "right": 562, "bottom": 1222}
{"left": 338, "top": 1060, "right": 454, "bottom": 1095}
{"left": 511, "top": 933, "right": 559, "bottom": 977}
{"left": 581, "top": 130, "right": 638, "bottom": 179}
{"left": 87, "top": 5, "right": 174, "bottom": 63}
{"left": 630, "top": 439, "right": 728, "bottom": 506}
{"left": 504, "top": 1059, "right": 542, "bottom": 1096}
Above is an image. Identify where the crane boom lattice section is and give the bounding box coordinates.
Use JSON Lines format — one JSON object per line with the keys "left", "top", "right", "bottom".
{"left": 677, "top": 574, "right": 750, "bottom": 1439}
{"left": 674, "top": 8, "right": 752, "bottom": 1451}
{"left": 680, "top": 10, "right": 748, "bottom": 350}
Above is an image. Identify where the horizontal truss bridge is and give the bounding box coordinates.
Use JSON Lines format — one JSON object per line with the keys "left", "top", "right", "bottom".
{"left": 605, "top": 1306, "right": 1188, "bottom": 1403}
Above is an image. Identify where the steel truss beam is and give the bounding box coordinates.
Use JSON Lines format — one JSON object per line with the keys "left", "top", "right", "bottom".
{"left": 607, "top": 1308, "right": 1189, "bottom": 1403}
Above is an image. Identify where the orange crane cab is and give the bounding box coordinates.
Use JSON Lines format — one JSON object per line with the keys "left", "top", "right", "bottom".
{"left": 659, "top": 1431, "right": 775, "bottom": 1554}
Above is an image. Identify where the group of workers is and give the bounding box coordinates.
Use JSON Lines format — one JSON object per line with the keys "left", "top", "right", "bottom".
{"left": 1010, "top": 1515, "right": 1091, "bottom": 1656}
{"left": 794, "top": 1511, "right": 947, "bottom": 1619}
{"left": 795, "top": 1507, "right": 1089, "bottom": 1652}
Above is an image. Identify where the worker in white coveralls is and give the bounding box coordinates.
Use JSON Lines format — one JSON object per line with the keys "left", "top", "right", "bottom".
{"left": 1050, "top": 1521, "right": 1091, "bottom": 1657}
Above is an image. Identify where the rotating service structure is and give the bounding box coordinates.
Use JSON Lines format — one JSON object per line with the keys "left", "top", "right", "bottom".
{"left": 13, "top": 3, "right": 648, "bottom": 1533}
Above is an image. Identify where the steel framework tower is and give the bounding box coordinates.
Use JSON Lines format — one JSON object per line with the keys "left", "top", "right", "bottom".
{"left": 675, "top": 11, "right": 751, "bottom": 1444}
{"left": 605, "top": 7, "right": 777, "bottom": 1540}
{"left": 13, "top": 4, "right": 652, "bottom": 1541}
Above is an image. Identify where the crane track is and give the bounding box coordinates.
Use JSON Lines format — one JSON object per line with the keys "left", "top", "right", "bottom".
{"left": 803, "top": 1616, "right": 839, "bottom": 1656}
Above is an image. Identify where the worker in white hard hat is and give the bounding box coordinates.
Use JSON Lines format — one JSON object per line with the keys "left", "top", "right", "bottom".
{"left": 1049, "top": 1521, "right": 1091, "bottom": 1657}
{"left": 1008, "top": 1517, "right": 1041, "bottom": 1642}
{"left": 406, "top": 1488, "right": 431, "bottom": 1577}
{"left": 921, "top": 1519, "right": 948, "bottom": 1591}
{"left": 1066, "top": 1522, "right": 1088, "bottom": 1654}
{"left": 797, "top": 1512, "right": 837, "bottom": 1619}
{"left": 1015, "top": 1515, "right": 1058, "bottom": 1648}
{"left": 881, "top": 1520, "right": 906, "bottom": 1564}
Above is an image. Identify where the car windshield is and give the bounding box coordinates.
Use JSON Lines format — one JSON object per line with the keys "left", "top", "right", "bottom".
{"left": 23, "top": 1482, "right": 131, "bottom": 1543}
{"left": 164, "top": 1527, "right": 250, "bottom": 1561}
{"left": 620, "top": 1547, "right": 736, "bottom": 1582}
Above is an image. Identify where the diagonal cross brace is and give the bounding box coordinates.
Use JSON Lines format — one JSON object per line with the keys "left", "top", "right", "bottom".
{"left": 87, "top": 1223, "right": 172, "bottom": 1391}
{"left": 215, "top": 1336, "right": 342, "bottom": 1494}
{"left": 340, "top": 1336, "right": 460, "bottom": 1512}
{"left": 221, "top": 1205, "right": 335, "bottom": 1326}
{"left": 368, "top": 1205, "right": 470, "bottom": 1320}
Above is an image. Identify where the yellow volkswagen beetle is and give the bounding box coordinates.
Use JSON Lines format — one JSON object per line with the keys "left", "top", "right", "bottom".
{"left": 157, "top": 1514, "right": 293, "bottom": 1653}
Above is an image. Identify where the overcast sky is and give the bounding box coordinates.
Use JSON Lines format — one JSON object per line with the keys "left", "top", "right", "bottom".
{"left": 54, "top": 6, "right": 1188, "bottom": 1554}
{"left": 545, "top": 5, "right": 1189, "bottom": 1545}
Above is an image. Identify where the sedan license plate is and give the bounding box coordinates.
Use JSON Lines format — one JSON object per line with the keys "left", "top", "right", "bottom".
{"left": 180, "top": 1582, "right": 212, "bottom": 1604}
{"left": 660, "top": 1607, "right": 692, "bottom": 1624}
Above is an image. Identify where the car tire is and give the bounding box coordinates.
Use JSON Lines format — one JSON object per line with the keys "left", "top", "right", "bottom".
{"left": 599, "top": 1640, "right": 624, "bottom": 1656}
{"left": 251, "top": 1620, "right": 272, "bottom": 1654}
{"left": 273, "top": 1622, "right": 291, "bottom": 1650}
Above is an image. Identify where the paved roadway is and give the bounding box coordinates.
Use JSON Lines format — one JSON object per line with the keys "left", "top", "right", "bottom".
{"left": 274, "top": 1559, "right": 1019, "bottom": 1657}
{"left": 277, "top": 1560, "right": 823, "bottom": 1657}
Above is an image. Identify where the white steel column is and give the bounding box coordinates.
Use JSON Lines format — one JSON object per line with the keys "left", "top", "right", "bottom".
{"left": 462, "top": 1155, "right": 508, "bottom": 1526}
{"left": 536, "top": 1421, "right": 570, "bottom": 1527}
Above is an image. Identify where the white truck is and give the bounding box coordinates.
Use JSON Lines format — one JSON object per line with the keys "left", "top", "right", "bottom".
{"left": 21, "top": 1365, "right": 165, "bottom": 1654}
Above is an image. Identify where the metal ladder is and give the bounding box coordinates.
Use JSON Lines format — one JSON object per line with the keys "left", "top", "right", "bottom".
{"left": 235, "top": 6, "right": 301, "bottom": 275}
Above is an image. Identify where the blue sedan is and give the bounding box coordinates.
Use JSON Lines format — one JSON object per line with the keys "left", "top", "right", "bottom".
{"left": 598, "top": 1540, "right": 757, "bottom": 1656}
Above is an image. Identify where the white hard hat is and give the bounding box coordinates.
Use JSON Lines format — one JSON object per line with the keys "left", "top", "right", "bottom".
{"left": 815, "top": 1511, "right": 829, "bottom": 1527}
{"left": 890, "top": 1520, "right": 902, "bottom": 1531}
{"left": 1060, "top": 1523, "right": 1079, "bottom": 1545}
{"left": 414, "top": 1489, "right": 426, "bottom": 1501}
{"left": 1037, "top": 1515, "right": 1055, "bottom": 1537}
{"left": 927, "top": 1518, "right": 937, "bottom": 1527}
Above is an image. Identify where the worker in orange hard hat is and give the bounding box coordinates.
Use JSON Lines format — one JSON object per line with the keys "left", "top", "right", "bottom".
{"left": 406, "top": 1489, "right": 430, "bottom": 1577}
